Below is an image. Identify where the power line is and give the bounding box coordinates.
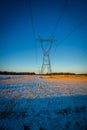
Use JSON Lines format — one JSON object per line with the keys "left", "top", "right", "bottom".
{"left": 52, "top": 17, "right": 87, "bottom": 61}
{"left": 51, "top": 0, "right": 68, "bottom": 38}
{"left": 29, "top": 0, "right": 38, "bottom": 70}
{"left": 60, "top": 17, "right": 87, "bottom": 43}
{"left": 29, "top": 0, "right": 36, "bottom": 39}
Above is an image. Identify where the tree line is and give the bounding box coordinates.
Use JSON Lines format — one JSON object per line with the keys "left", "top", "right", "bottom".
{"left": 0, "top": 71, "right": 36, "bottom": 75}
{"left": 0, "top": 71, "right": 87, "bottom": 75}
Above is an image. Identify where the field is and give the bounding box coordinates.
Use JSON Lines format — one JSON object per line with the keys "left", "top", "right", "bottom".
{"left": 0, "top": 75, "right": 87, "bottom": 130}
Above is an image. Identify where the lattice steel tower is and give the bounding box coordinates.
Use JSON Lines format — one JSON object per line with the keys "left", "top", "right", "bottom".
{"left": 37, "top": 36, "right": 56, "bottom": 74}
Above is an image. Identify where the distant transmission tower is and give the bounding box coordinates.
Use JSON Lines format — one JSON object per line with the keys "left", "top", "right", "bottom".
{"left": 37, "top": 36, "right": 56, "bottom": 74}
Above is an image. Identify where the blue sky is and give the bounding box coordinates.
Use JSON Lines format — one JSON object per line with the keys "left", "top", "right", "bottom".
{"left": 0, "top": 0, "right": 87, "bottom": 73}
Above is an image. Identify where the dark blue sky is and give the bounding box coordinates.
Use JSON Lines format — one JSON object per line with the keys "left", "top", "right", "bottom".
{"left": 0, "top": 0, "right": 87, "bottom": 73}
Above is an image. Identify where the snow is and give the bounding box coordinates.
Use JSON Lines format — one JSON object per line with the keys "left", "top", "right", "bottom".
{"left": 0, "top": 75, "right": 87, "bottom": 130}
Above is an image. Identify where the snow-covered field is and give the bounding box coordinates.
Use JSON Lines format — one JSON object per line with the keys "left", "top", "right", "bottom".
{"left": 0, "top": 75, "right": 87, "bottom": 130}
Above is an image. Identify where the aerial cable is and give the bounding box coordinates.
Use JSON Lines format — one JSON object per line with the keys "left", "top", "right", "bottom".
{"left": 51, "top": 0, "right": 68, "bottom": 38}
{"left": 52, "top": 17, "right": 87, "bottom": 60}
{"left": 60, "top": 17, "right": 87, "bottom": 43}
{"left": 29, "top": 0, "right": 36, "bottom": 39}
{"left": 29, "top": 0, "right": 38, "bottom": 69}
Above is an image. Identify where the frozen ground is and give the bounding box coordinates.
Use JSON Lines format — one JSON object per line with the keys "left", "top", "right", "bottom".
{"left": 0, "top": 75, "right": 87, "bottom": 130}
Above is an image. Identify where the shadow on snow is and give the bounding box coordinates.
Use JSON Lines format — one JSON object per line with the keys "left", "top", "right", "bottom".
{"left": 0, "top": 95, "right": 87, "bottom": 130}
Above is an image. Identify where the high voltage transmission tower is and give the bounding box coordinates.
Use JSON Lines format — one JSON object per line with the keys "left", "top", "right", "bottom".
{"left": 29, "top": 0, "right": 68, "bottom": 74}
{"left": 37, "top": 36, "right": 57, "bottom": 74}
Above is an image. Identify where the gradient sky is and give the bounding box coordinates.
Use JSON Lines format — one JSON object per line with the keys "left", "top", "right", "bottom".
{"left": 0, "top": 0, "right": 87, "bottom": 73}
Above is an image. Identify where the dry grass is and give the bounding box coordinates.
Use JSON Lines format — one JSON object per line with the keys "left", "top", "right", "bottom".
{"left": 0, "top": 75, "right": 33, "bottom": 85}
{"left": 0, "top": 75, "right": 87, "bottom": 85}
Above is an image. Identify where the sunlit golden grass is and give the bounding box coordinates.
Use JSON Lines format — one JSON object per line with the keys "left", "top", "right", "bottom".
{"left": 41, "top": 75, "right": 87, "bottom": 82}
